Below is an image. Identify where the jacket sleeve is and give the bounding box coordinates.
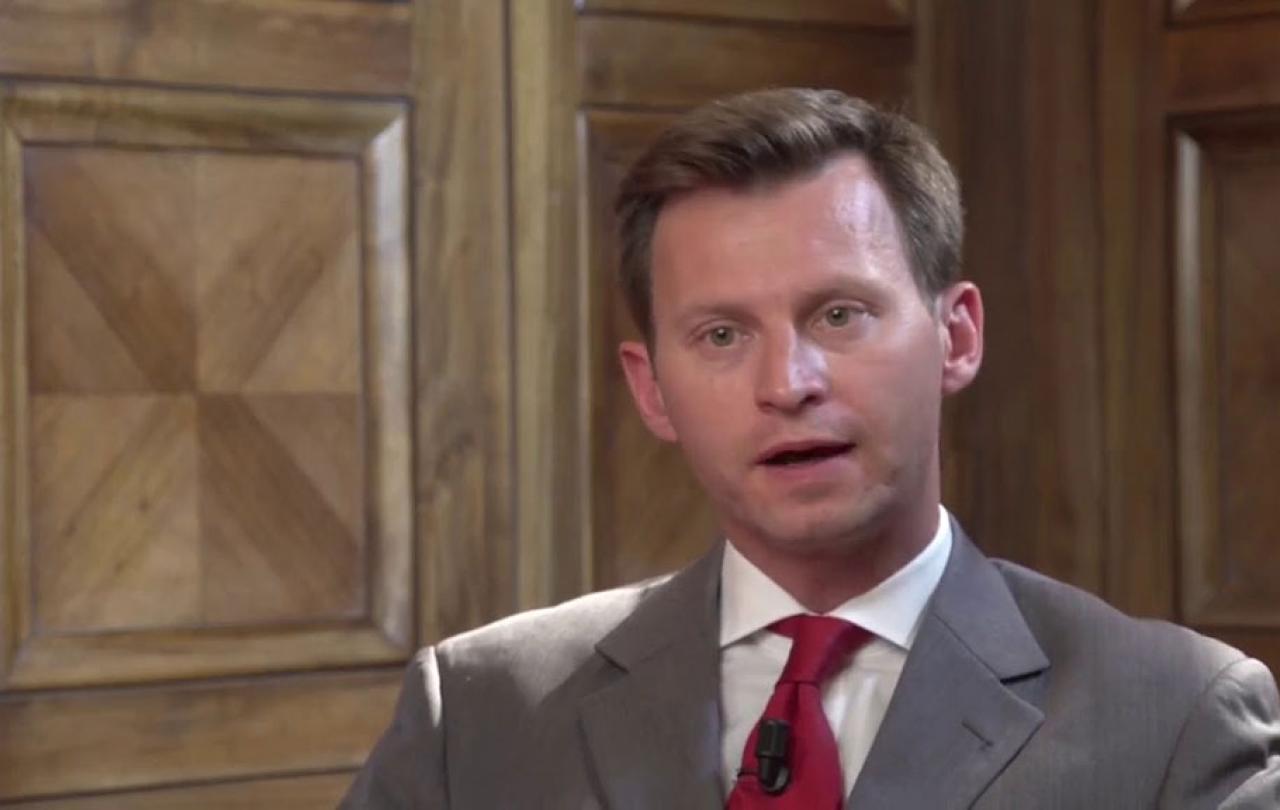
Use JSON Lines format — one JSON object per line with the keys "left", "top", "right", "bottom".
{"left": 338, "top": 648, "right": 449, "bottom": 810}
{"left": 1157, "top": 656, "right": 1280, "bottom": 809}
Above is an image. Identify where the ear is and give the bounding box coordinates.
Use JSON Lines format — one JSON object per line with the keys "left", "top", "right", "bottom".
{"left": 619, "top": 340, "right": 679, "bottom": 442}
{"left": 937, "top": 282, "right": 984, "bottom": 395}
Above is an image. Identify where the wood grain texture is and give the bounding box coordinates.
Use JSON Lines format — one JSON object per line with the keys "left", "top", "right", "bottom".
{"left": 414, "top": 0, "right": 517, "bottom": 640}
{"left": 511, "top": 0, "right": 593, "bottom": 606}
{"left": 940, "top": 0, "right": 1106, "bottom": 592}
{"left": 0, "top": 669, "right": 397, "bottom": 800}
{"left": 362, "top": 111, "right": 414, "bottom": 650}
{"left": 194, "top": 153, "right": 361, "bottom": 394}
{"left": 32, "top": 396, "right": 199, "bottom": 633}
{"left": 0, "top": 97, "right": 29, "bottom": 684}
{"left": 580, "top": 0, "right": 910, "bottom": 27}
{"left": 578, "top": 14, "right": 912, "bottom": 110}
{"left": 3, "top": 84, "right": 413, "bottom": 687}
{"left": 912, "top": 0, "right": 962, "bottom": 160}
{"left": 1165, "top": 17, "right": 1280, "bottom": 114}
{"left": 26, "top": 147, "right": 196, "bottom": 393}
{"left": 2, "top": 1, "right": 414, "bottom": 804}
{"left": 583, "top": 111, "right": 720, "bottom": 588}
{"left": 1174, "top": 120, "right": 1280, "bottom": 626}
{"left": 1170, "top": 0, "right": 1280, "bottom": 23}
{"left": 1098, "top": 0, "right": 1177, "bottom": 619}
{"left": 6, "top": 626, "right": 403, "bottom": 690}
{"left": 3, "top": 83, "right": 404, "bottom": 154}
{"left": 199, "top": 394, "right": 363, "bottom": 624}
{"left": 0, "top": 0, "right": 411, "bottom": 96}
{"left": 2, "top": 771, "right": 355, "bottom": 809}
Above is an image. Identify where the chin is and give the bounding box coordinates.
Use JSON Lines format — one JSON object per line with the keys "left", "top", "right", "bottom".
{"left": 752, "top": 488, "right": 896, "bottom": 552}
{"left": 754, "top": 502, "right": 887, "bottom": 558}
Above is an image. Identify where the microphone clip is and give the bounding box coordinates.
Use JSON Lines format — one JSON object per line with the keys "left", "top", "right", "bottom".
{"left": 755, "top": 718, "right": 791, "bottom": 795}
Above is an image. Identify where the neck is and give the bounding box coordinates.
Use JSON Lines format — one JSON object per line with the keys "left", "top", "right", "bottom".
{"left": 729, "top": 504, "right": 941, "bottom": 614}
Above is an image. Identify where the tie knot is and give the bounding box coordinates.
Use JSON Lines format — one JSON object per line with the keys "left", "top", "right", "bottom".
{"left": 771, "top": 615, "right": 868, "bottom": 685}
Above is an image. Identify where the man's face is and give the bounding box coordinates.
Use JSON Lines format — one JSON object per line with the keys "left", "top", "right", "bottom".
{"left": 620, "top": 155, "right": 982, "bottom": 559}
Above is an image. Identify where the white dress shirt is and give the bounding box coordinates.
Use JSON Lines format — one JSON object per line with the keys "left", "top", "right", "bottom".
{"left": 718, "top": 505, "right": 953, "bottom": 797}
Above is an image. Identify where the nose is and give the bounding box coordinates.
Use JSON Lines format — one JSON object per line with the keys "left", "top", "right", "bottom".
{"left": 754, "top": 330, "right": 829, "bottom": 413}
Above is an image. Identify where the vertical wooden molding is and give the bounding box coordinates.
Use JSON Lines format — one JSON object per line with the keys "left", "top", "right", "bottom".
{"left": 1098, "top": 0, "right": 1177, "bottom": 618}
{"left": 414, "top": 0, "right": 518, "bottom": 641}
{"left": 1171, "top": 132, "right": 1220, "bottom": 622}
{"left": 364, "top": 115, "right": 414, "bottom": 649}
{"left": 1024, "top": 0, "right": 1106, "bottom": 593}
{"left": 511, "top": 0, "right": 592, "bottom": 609}
{"left": 912, "top": 0, "right": 962, "bottom": 165}
{"left": 0, "top": 86, "right": 30, "bottom": 683}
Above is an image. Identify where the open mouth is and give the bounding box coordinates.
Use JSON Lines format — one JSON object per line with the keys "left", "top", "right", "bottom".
{"left": 760, "top": 442, "right": 854, "bottom": 467}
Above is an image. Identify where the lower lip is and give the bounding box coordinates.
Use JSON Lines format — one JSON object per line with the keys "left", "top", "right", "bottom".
{"left": 758, "top": 451, "right": 855, "bottom": 484}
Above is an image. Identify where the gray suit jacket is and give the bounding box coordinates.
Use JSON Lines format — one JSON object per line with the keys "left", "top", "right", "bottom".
{"left": 341, "top": 527, "right": 1280, "bottom": 809}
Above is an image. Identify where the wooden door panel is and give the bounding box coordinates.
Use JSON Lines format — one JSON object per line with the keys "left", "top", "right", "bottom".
{"left": 1173, "top": 116, "right": 1280, "bottom": 637}
{"left": 0, "top": 669, "right": 397, "bottom": 800}
{"left": 579, "top": 14, "right": 912, "bottom": 110}
{"left": 1, "top": 84, "right": 413, "bottom": 690}
{"left": 0, "top": 0, "right": 411, "bottom": 95}
{"left": 5, "top": 772, "right": 354, "bottom": 809}
{"left": 570, "top": 8, "right": 920, "bottom": 591}
{"left": 582, "top": 111, "right": 721, "bottom": 588}
{"left": 580, "top": 0, "right": 910, "bottom": 28}
{"left": 1166, "top": 16, "right": 1280, "bottom": 114}
{"left": 1171, "top": 0, "right": 1280, "bottom": 23}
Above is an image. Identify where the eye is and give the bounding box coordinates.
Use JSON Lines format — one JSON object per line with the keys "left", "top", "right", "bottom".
{"left": 704, "top": 325, "right": 738, "bottom": 348}
{"left": 822, "top": 305, "right": 859, "bottom": 328}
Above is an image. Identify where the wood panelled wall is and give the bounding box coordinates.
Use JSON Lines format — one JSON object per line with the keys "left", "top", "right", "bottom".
{"left": 4, "top": 0, "right": 1280, "bottom": 805}
{"left": 0, "top": 1, "right": 925, "bottom": 805}
{"left": 938, "top": 0, "right": 1280, "bottom": 679}
{"left": 510, "top": 0, "right": 923, "bottom": 611}
{"left": 0, "top": 0, "right": 473, "bottom": 806}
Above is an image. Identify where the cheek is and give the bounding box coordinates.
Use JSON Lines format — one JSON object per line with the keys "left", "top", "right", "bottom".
{"left": 659, "top": 370, "right": 752, "bottom": 457}
{"left": 837, "top": 347, "right": 943, "bottom": 438}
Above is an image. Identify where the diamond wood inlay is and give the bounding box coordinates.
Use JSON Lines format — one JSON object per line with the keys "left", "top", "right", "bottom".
{"left": 2, "top": 84, "right": 410, "bottom": 690}
{"left": 32, "top": 396, "right": 200, "bottom": 633}
{"left": 200, "top": 394, "right": 363, "bottom": 624}
{"left": 26, "top": 147, "right": 198, "bottom": 394}
{"left": 196, "top": 153, "right": 360, "bottom": 395}
{"left": 25, "top": 144, "right": 366, "bottom": 634}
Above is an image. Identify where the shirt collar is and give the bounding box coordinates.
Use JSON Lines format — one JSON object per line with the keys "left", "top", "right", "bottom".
{"left": 719, "top": 505, "right": 953, "bottom": 651}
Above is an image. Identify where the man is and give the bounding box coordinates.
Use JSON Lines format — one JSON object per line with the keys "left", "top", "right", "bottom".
{"left": 341, "top": 89, "right": 1280, "bottom": 808}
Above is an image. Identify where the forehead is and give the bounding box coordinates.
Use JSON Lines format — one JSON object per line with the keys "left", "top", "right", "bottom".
{"left": 649, "top": 155, "right": 909, "bottom": 302}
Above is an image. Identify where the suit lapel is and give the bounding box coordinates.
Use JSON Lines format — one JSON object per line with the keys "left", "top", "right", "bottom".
{"left": 580, "top": 545, "right": 725, "bottom": 810}
{"left": 847, "top": 525, "right": 1050, "bottom": 810}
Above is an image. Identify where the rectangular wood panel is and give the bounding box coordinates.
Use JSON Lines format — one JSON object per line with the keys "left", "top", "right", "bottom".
{"left": 579, "top": 14, "right": 912, "bottom": 110}
{"left": 581, "top": 0, "right": 910, "bottom": 27}
{"left": 0, "top": 669, "right": 398, "bottom": 800}
{"left": 4, "top": 772, "right": 355, "bottom": 809}
{"left": 1173, "top": 118, "right": 1280, "bottom": 629}
{"left": 510, "top": 0, "right": 592, "bottom": 608}
{"left": 1170, "top": 0, "right": 1280, "bottom": 24}
{"left": 0, "top": 0, "right": 411, "bottom": 96}
{"left": 414, "top": 0, "right": 518, "bottom": 636}
{"left": 1, "top": 83, "right": 413, "bottom": 688}
{"left": 1165, "top": 17, "right": 1280, "bottom": 113}
{"left": 582, "top": 111, "right": 721, "bottom": 589}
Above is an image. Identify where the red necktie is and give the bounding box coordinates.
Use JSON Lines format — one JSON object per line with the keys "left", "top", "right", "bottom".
{"left": 726, "top": 615, "right": 870, "bottom": 809}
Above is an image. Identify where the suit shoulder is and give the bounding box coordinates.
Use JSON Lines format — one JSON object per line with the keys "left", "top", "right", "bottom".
{"left": 990, "top": 558, "right": 1244, "bottom": 688}
{"left": 434, "top": 574, "right": 672, "bottom": 675}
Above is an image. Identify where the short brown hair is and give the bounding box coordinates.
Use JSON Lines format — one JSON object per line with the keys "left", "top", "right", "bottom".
{"left": 614, "top": 88, "right": 963, "bottom": 342}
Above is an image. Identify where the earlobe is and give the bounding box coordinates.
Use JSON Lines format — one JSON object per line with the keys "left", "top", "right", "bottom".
{"left": 940, "top": 283, "right": 985, "bottom": 395}
{"left": 619, "top": 341, "right": 679, "bottom": 442}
